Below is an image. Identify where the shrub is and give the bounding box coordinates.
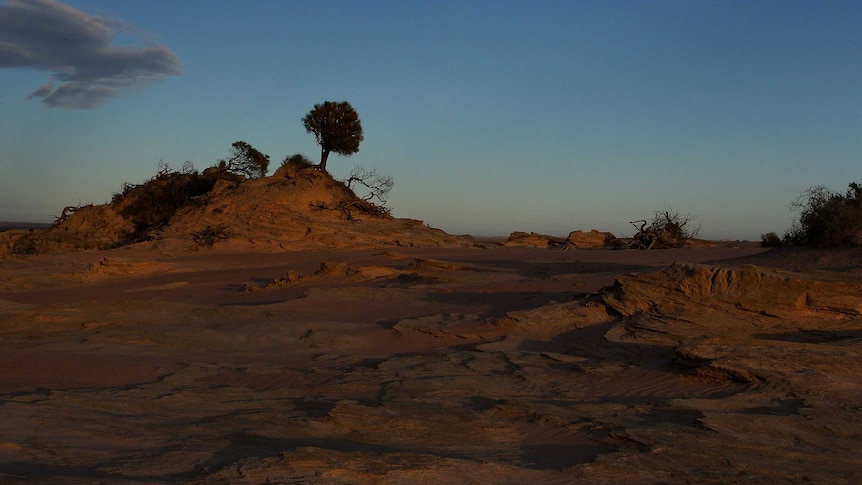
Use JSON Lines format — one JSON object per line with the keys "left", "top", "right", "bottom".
{"left": 192, "top": 224, "right": 229, "bottom": 248}
{"left": 760, "top": 232, "right": 782, "bottom": 248}
{"left": 11, "top": 230, "right": 41, "bottom": 255}
{"left": 275, "top": 154, "right": 316, "bottom": 179}
{"left": 784, "top": 181, "right": 862, "bottom": 247}
{"left": 281, "top": 154, "right": 315, "bottom": 170}
{"left": 110, "top": 163, "right": 241, "bottom": 243}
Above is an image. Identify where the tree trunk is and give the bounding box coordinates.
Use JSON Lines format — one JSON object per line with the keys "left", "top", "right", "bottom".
{"left": 319, "top": 148, "right": 330, "bottom": 171}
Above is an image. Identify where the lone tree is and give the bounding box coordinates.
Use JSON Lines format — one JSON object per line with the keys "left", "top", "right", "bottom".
{"left": 302, "top": 101, "right": 364, "bottom": 171}
{"left": 219, "top": 141, "right": 270, "bottom": 179}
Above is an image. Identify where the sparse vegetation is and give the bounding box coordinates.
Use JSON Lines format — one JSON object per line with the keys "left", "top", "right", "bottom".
{"left": 192, "top": 224, "right": 229, "bottom": 248}
{"left": 783, "top": 181, "right": 862, "bottom": 247}
{"left": 326, "top": 165, "right": 394, "bottom": 220}
{"left": 281, "top": 154, "right": 315, "bottom": 171}
{"left": 302, "top": 101, "right": 364, "bottom": 171}
{"left": 111, "top": 162, "right": 241, "bottom": 242}
{"left": 41, "top": 107, "right": 395, "bottom": 250}
{"left": 11, "top": 229, "right": 42, "bottom": 255}
{"left": 343, "top": 165, "right": 393, "bottom": 209}
{"left": 630, "top": 208, "right": 700, "bottom": 249}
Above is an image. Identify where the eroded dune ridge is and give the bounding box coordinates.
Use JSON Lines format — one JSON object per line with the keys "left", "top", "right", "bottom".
{"left": 1, "top": 162, "right": 472, "bottom": 258}
{"left": 1, "top": 240, "right": 861, "bottom": 483}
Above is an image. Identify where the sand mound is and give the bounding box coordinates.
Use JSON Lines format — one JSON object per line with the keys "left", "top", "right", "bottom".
{"left": 16, "top": 164, "right": 475, "bottom": 254}
{"left": 160, "top": 167, "right": 474, "bottom": 249}
{"left": 77, "top": 257, "right": 173, "bottom": 282}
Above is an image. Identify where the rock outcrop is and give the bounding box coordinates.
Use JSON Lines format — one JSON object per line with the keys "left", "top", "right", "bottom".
{"left": 502, "top": 229, "right": 616, "bottom": 249}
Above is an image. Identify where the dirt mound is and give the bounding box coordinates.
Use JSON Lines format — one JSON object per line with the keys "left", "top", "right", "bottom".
{"left": 14, "top": 164, "right": 475, "bottom": 254}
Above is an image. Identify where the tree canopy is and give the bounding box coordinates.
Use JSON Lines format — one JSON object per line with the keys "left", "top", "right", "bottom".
{"left": 220, "top": 141, "right": 270, "bottom": 179}
{"left": 302, "top": 101, "right": 363, "bottom": 171}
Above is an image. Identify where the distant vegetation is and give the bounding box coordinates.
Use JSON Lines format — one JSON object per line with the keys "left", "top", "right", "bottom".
{"left": 760, "top": 232, "right": 782, "bottom": 248}
{"left": 783, "top": 181, "right": 862, "bottom": 247}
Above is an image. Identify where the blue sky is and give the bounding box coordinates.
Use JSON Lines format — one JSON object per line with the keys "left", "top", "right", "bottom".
{"left": 2, "top": 0, "right": 860, "bottom": 239}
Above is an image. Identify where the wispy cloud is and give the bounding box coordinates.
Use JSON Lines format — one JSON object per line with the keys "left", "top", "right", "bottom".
{"left": 0, "top": 0, "right": 181, "bottom": 109}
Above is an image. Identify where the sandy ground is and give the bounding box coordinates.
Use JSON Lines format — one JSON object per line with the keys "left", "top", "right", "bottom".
{"left": 1, "top": 243, "right": 861, "bottom": 483}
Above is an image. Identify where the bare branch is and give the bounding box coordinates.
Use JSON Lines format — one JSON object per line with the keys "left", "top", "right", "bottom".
{"left": 343, "top": 165, "right": 393, "bottom": 206}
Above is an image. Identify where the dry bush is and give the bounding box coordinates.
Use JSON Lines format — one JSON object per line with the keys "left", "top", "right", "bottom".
{"left": 281, "top": 154, "right": 315, "bottom": 171}
{"left": 630, "top": 208, "right": 700, "bottom": 249}
{"left": 111, "top": 163, "right": 242, "bottom": 243}
{"left": 192, "top": 224, "right": 229, "bottom": 248}
{"left": 340, "top": 165, "right": 393, "bottom": 218}
{"left": 11, "top": 229, "right": 42, "bottom": 255}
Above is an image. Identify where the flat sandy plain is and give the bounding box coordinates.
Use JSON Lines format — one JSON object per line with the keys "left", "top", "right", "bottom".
{"left": 1, "top": 242, "right": 861, "bottom": 483}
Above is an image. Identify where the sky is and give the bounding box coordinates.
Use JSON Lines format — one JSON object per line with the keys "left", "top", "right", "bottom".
{"left": 1, "top": 0, "right": 860, "bottom": 240}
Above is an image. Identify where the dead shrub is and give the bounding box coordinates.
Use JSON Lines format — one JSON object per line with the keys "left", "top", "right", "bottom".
{"left": 630, "top": 208, "right": 700, "bottom": 249}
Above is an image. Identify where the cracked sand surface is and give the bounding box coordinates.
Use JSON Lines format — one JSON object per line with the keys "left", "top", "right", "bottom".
{"left": 1, "top": 245, "right": 861, "bottom": 483}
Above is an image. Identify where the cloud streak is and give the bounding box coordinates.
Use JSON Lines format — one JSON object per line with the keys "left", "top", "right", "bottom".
{"left": 0, "top": 0, "right": 181, "bottom": 109}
